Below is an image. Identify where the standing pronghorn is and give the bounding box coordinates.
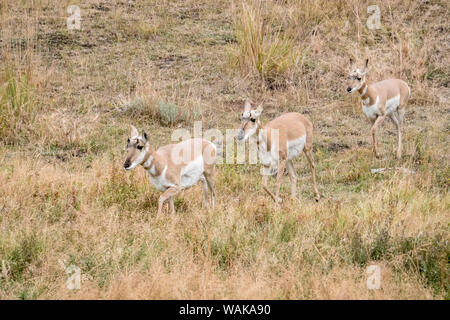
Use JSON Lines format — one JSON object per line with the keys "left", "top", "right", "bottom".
{"left": 123, "top": 125, "right": 216, "bottom": 217}
{"left": 347, "top": 59, "right": 411, "bottom": 159}
{"left": 237, "top": 101, "right": 320, "bottom": 203}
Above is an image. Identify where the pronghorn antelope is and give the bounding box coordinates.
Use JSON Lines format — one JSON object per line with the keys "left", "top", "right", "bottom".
{"left": 123, "top": 125, "right": 216, "bottom": 217}
{"left": 237, "top": 101, "right": 320, "bottom": 203}
{"left": 347, "top": 59, "right": 411, "bottom": 159}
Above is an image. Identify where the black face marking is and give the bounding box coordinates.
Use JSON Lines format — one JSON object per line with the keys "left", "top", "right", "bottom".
{"left": 250, "top": 118, "right": 256, "bottom": 123}
{"left": 137, "top": 145, "right": 143, "bottom": 150}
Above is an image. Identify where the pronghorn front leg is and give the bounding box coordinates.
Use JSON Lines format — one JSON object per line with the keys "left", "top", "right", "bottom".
{"left": 157, "top": 186, "right": 181, "bottom": 218}
{"left": 303, "top": 148, "right": 320, "bottom": 201}
{"left": 371, "top": 114, "right": 386, "bottom": 159}
{"left": 261, "top": 172, "right": 278, "bottom": 203}
{"left": 274, "top": 159, "right": 286, "bottom": 204}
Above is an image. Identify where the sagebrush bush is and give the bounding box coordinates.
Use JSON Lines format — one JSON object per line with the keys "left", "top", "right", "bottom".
{"left": 158, "top": 100, "right": 180, "bottom": 125}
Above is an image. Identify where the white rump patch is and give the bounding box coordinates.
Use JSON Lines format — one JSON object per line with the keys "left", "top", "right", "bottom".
{"left": 180, "top": 157, "right": 204, "bottom": 189}
{"left": 287, "top": 135, "right": 306, "bottom": 160}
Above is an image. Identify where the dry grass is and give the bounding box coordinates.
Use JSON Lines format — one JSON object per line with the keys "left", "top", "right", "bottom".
{"left": 0, "top": 0, "right": 448, "bottom": 299}
{"left": 230, "top": 1, "right": 299, "bottom": 84}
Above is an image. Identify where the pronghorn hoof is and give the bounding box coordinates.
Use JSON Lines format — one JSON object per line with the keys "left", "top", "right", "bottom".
{"left": 315, "top": 195, "right": 321, "bottom": 202}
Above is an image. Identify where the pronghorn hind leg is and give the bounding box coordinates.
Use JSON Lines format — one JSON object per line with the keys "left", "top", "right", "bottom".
{"left": 204, "top": 173, "right": 215, "bottom": 208}
{"left": 304, "top": 148, "right": 320, "bottom": 201}
{"left": 286, "top": 160, "right": 297, "bottom": 199}
{"left": 201, "top": 176, "right": 209, "bottom": 209}
{"left": 389, "top": 112, "right": 402, "bottom": 159}
{"left": 169, "top": 196, "right": 175, "bottom": 214}
{"left": 397, "top": 108, "right": 405, "bottom": 159}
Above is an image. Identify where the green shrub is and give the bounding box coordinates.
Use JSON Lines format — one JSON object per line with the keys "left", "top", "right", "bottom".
{"left": 158, "top": 100, "right": 180, "bottom": 125}
{"left": 6, "top": 233, "right": 43, "bottom": 282}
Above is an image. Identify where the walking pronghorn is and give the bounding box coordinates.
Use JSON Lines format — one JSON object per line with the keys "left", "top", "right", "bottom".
{"left": 123, "top": 125, "right": 216, "bottom": 217}
{"left": 237, "top": 101, "right": 320, "bottom": 203}
{"left": 347, "top": 59, "right": 411, "bottom": 159}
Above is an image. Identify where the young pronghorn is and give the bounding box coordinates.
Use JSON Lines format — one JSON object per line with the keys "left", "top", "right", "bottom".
{"left": 237, "top": 101, "right": 320, "bottom": 203}
{"left": 347, "top": 59, "right": 411, "bottom": 159}
{"left": 123, "top": 125, "right": 216, "bottom": 217}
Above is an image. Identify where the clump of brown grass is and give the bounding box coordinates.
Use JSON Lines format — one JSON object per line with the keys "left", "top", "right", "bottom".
{"left": 0, "top": 66, "right": 39, "bottom": 145}
{"left": 230, "top": 1, "right": 298, "bottom": 84}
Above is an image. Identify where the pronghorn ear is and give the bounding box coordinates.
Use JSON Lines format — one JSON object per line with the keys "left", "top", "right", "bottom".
{"left": 244, "top": 100, "right": 252, "bottom": 112}
{"left": 142, "top": 132, "right": 148, "bottom": 142}
{"left": 130, "top": 125, "right": 139, "bottom": 137}
{"left": 364, "top": 58, "right": 369, "bottom": 69}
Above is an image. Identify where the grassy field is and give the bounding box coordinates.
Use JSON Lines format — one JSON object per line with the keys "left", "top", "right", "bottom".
{"left": 0, "top": 0, "right": 448, "bottom": 299}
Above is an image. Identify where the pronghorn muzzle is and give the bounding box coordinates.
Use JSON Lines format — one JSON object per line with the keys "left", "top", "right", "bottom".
{"left": 123, "top": 158, "right": 131, "bottom": 170}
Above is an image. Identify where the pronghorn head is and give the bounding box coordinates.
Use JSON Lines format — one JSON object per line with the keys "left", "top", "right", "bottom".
{"left": 124, "top": 125, "right": 149, "bottom": 170}
{"left": 237, "top": 101, "right": 263, "bottom": 142}
{"left": 347, "top": 58, "right": 369, "bottom": 93}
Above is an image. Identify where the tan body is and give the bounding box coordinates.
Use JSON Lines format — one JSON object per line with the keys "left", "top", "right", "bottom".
{"left": 347, "top": 60, "right": 411, "bottom": 159}
{"left": 124, "top": 126, "right": 216, "bottom": 217}
{"left": 237, "top": 103, "right": 320, "bottom": 203}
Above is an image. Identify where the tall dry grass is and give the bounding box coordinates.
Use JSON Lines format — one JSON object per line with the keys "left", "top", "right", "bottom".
{"left": 230, "top": 1, "right": 299, "bottom": 84}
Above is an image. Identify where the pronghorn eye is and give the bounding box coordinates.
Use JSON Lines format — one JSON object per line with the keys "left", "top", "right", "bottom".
{"left": 250, "top": 118, "right": 256, "bottom": 123}
{"left": 137, "top": 145, "right": 143, "bottom": 150}
{"left": 127, "top": 138, "right": 130, "bottom": 143}
{"left": 356, "top": 77, "right": 361, "bottom": 81}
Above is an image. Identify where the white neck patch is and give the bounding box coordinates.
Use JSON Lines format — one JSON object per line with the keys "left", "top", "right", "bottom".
{"left": 143, "top": 155, "right": 153, "bottom": 168}
{"left": 360, "top": 84, "right": 367, "bottom": 96}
